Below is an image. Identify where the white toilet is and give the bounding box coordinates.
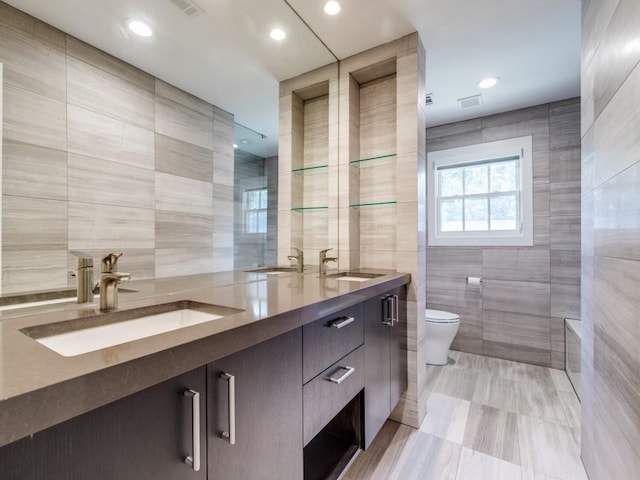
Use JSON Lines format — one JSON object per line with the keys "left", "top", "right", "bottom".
{"left": 425, "top": 309, "right": 460, "bottom": 365}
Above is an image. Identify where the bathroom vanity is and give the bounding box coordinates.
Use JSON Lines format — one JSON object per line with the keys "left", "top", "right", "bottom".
{"left": 0, "top": 269, "right": 409, "bottom": 479}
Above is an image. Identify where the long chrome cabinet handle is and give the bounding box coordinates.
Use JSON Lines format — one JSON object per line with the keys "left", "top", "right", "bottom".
{"left": 382, "top": 295, "right": 393, "bottom": 325}
{"left": 327, "top": 365, "right": 355, "bottom": 384}
{"left": 183, "top": 389, "right": 201, "bottom": 472}
{"left": 393, "top": 294, "right": 399, "bottom": 326}
{"left": 220, "top": 372, "right": 236, "bottom": 445}
{"left": 326, "top": 316, "right": 355, "bottom": 329}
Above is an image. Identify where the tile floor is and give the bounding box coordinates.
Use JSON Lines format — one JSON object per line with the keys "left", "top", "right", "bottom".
{"left": 343, "top": 350, "right": 587, "bottom": 480}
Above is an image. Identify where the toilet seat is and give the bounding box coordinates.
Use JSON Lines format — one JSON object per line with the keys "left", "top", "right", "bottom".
{"left": 425, "top": 309, "right": 459, "bottom": 324}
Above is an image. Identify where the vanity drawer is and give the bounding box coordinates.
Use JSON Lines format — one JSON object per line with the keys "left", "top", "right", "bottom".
{"left": 303, "top": 303, "right": 364, "bottom": 384}
{"left": 303, "top": 345, "right": 364, "bottom": 445}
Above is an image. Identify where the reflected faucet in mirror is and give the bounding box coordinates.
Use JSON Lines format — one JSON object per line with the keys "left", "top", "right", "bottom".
{"left": 70, "top": 250, "right": 94, "bottom": 304}
{"left": 100, "top": 253, "right": 130, "bottom": 312}
{"left": 319, "top": 249, "right": 338, "bottom": 275}
{"left": 287, "top": 248, "right": 304, "bottom": 273}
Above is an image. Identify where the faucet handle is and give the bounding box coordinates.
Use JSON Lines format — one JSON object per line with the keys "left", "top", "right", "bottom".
{"left": 320, "top": 248, "right": 333, "bottom": 255}
{"left": 101, "top": 253, "right": 123, "bottom": 273}
{"left": 70, "top": 250, "right": 93, "bottom": 269}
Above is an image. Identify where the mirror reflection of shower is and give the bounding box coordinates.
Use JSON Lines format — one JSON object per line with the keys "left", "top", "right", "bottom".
{"left": 233, "top": 123, "right": 278, "bottom": 269}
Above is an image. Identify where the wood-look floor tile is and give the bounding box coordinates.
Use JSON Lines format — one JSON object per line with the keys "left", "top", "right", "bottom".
{"left": 432, "top": 367, "right": 477, "bottom": 401}
{"left": 549, "top": 369, "right": 575, "bottom": 393}
{"left": 514, "top": 382, "right": 571, "bottom": 426}
{"left": 517, "top": 415, "right": 587, "bottom": 480}
{"left": 558, "top": 391, "right": 581, "bottom": 430}
{"left": 420, "top": 392, "right": 470, "bottom": 444}
{"left": 455, "top": 448, "right": 530, "bottom": 480}
{"left": 390, "top": 431, "right": 461, "bottom": 480}
{"left": 510, "top": 362, "right": 556, "bottom": 389}
{"left": 472, "top": 373, "right": 518, "bottom": 413}
{"left": 463, "top": 403, "right": 520, "bottom": 465}
{"left": 342, "top": 421, "right": 416, "bottom": 480}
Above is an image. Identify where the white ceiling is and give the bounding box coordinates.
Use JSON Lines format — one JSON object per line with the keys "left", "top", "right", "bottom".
{"left": 5, "top": 0, "right": 581, "bottom": 157}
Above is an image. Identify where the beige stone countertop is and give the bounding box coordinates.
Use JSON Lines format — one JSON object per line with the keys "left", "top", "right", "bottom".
{"left": 0, "top": 268, "right": 409, "bottom": 447}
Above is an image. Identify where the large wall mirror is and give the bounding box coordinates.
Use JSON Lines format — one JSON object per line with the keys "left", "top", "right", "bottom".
{"left": 0, "top": 0, "right": 337, "bottom": 295}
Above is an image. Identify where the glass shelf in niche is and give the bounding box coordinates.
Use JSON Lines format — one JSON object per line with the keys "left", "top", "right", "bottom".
{"left": 291, "top": 206, "right": 329, "bottom": 212}
{"left": 292, "top": 164, "right": 329, "bottom": 173}
{"left": 350, "top": 153, "right": 397, "bottom": 165}
{"left": 349, "top": 201, "right": 397, "bottom": 208}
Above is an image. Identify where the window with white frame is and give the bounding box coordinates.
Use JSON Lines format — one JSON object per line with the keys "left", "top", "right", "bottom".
{"left": 428, "top": 136, "right": 533, "bottom": 246}
{"left": 243, "top": 188, "right": 267, "bottom": 234}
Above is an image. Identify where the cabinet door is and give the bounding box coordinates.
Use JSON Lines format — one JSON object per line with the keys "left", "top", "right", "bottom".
{"left": 363, "top": 294, "right": 392, "bottom": 448}
{"left": 389, "top": 286, "right": 408, "bottom": 410}
{"left": 208, "top": 328, "right": 303, "bottom": 480}
{"left": 363, "top": 287, "right": 408, "bottom": 449}
{"left": 0, "top": 367, "right": 207, "bottom": 480}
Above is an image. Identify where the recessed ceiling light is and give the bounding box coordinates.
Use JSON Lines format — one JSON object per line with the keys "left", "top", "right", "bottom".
{"left": 478, "top": 76, "right": 500, "bottom": 89}
{"left": 127, "top": 20, "right": 153, "bottom": 37}
{"left": 324, "top": 1, "right": 341, "bottom": 15}
{"left": 270, "top": 28, "right": 286, "bottom": 41}
{"left": 233, "top": 144, "right": 239, "bottom": 149}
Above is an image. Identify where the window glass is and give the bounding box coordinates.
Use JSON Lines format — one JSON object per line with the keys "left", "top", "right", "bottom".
{"left": 439, "top": 169, "right": 463, "bottom": 197}
{"left": 490, "top": 194, "right": 517, "bottom": 230}
{"left": 464, "top": 164, "right": 488, "bottom": 195}
{"left": 490, "top": 161, "right": 517, "bottom": 193}
{"left": 464, "top": 197, "right": 489, "bottom": 231}
{"left": 243, "top": 188, "right": 268, "bottom": 234}
{"left": 439, "top": 198, "right": 463, "bottom": 232}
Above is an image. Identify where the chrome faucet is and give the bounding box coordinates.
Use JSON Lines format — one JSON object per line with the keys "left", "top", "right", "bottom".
{"left": 287, "top": 248, "right": 304, "bottom": 273}
{"left": 99, "top": 253, "right": 130, "bottom": 311}
{"left": 319, "top": 248, "right": 338, "bottom": 275}
{"left": 70, "top": 250, "right": 94, "bottom": 304}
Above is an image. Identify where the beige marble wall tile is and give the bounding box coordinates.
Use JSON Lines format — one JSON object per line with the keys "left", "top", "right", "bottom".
{"left": 426, "top": 119, "right": 482, "bottom": 153}
{"left": 359, "top": 74, "right": 396, "bottom": 158}
{"left": 155, "top": 96, "right": 213, "bottom": 150}
{"left": 3, "top": 195, "right": 67, "bottom": 251}
{"left": 155, "top": 172, "right": 213, "bottom": 216}
{"left": 303, "top": 95, "right": 329, "bottom": 167}
{"left": 155, "top": 79, "right": 212, "bottom": 117}
{"left": 483, "top": 340, "right": 551, "bottom": 367}
{"left": 212, "top": 111, "right": 234, "bottom": 156}
{"left": 532, "top": 149, "right": 550, "bottom": 183}
{"left": 593, "top": 0, "right": 640, "bottom": 118}
{"left": 593, "top": 161, "right": 640, "bottom": 261}
{"left": 155, "top": 134, "right": 213, "bottom": 182}
{"left": 2, "top": 140, "right": 67, "bottom": 201}
{"left": 156, "top": 248, "right": 214, "bottom": 277}
{"left": 550, "top": 146, "right": 581, "bottom": 183}
{"left": 67, "top": 105, "right": 154, "bottom": 169}
{"left": 3, "top": 84, "right": 66, "bottom": 151}
{"left": 435, "top": 304, "right": 483, "bottom": 355}
{"left": 483, "top": 116, "right": 549, "bottom": 154}
{"left": 550, "top": 181, "right": 581, "bottom": 216}
{"left": 68, "top": 202, "right": 154, "bottom": 250}
{"left": 593, "top": 59, "right": 640, "bottom": 186}
{"left": 426, "top": 276, "right": 482, "bottom": 309}
{"left": 550, "top": 216, "right": 581, "bottom": 251}
{"left": 483, "top": 311, "right": 550, "bottom": 351}
{"left": 67, "top": 56, "right": 154, "bottom": 130}
{"left": 0, "top": 7, "right": 66, "bottom": 101}
{"left": 426, "top": 247, "right": 482, "bottom": 279}
{"left": 549, "top": 99, "right": 581, "bottom": 149}
{"left": 68, "top": 153, "right": 154, "bottom": 209}
{"left": 66, "top": 36, "right": 154, "bottom": 91}
{"left": 482, "top": 280, "right": 550, "bottom": 316}
{"left": 2, "top": 250, "right": 68, "bottom": 294}
{"left": 213, "top": 152, "right": 234, "bottom": 187}
{"left": 212, "top": 247, "right": 234, "bottom": 272}
{"left": 155, "top": 211, "right": 213, "bottom": 249}
{"left": 482, "top": 248, "right": 550, "bottom": 283}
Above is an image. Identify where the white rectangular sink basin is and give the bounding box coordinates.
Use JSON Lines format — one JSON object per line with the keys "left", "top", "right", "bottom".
{"left": 35, "top": 309, "right": 223, "bottom": 357}
{"left": 336, "top": 276, "right": 371, "bottom": 282}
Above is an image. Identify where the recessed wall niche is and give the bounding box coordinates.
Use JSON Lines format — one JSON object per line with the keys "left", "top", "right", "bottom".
{"left": 348, "top": 58, "right": 398, "bottom": 270}
{"left": 278, "top": 64, "right": 339, "bottom": 268}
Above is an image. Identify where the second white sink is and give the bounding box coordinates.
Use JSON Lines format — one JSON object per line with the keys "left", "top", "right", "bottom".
{"left": 33, "top": 308, "right": 224, "bottom": 357}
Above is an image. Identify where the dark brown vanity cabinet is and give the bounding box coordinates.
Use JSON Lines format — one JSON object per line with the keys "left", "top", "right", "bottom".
{"left": 0, "top": 367, "right": 207, "bottom": 480}
{"left": 207, "top": 328, "right": 304, "bottom": 480}
{"left": 363, "top": 286, "right": 407, "bottom": 448}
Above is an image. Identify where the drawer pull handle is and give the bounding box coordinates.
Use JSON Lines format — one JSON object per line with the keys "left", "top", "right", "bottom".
{"left": 220, "top": 373, "right": 236, "bottom": 445}
{"left": 326, "top": 316, "right": 355, "bottom": 329}
{"left": 327, "top": 365, "right": 355, "bottom": 384}
{"left": 183, "top": 389, "right": 201, "bottom": 471}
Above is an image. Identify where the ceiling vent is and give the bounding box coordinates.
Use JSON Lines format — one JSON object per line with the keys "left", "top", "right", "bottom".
{"left": 458, "top": 94, "right": 483, "bottom": 109}
{"left": 169, "top": 0, "right": 205, "bottom": 17}
{"left": 425, "top": 93, "right": 434, "bottom": 106}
